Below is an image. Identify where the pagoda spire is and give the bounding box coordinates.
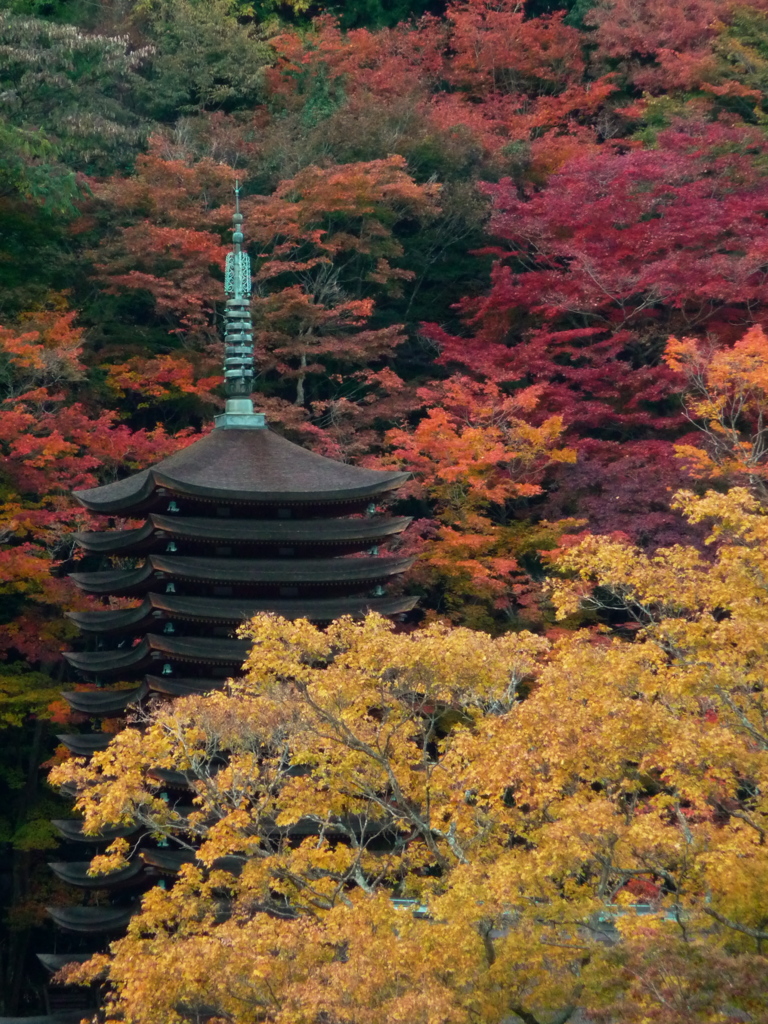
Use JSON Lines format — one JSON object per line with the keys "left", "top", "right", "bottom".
{"left": 215, "top": 179, "right": 265, "bottom": 430}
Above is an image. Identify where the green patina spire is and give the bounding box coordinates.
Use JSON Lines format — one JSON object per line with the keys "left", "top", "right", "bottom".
{"left": 215, "top": 179, "right": 265, "bottom": 430}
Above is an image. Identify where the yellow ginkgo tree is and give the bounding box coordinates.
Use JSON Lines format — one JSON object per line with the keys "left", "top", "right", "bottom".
{"left": 52, "top": 488, "right": 768, "bottom": 1024}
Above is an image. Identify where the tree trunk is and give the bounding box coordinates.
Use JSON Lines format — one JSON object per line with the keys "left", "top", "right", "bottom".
{"left": 295, "top": 351, "right": 307, "bottom": 407}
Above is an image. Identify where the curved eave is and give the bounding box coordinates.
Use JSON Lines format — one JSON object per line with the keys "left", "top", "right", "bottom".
{"left": 139, "top": 847, "right": 194, "bottom": 873}
{"left": 151, "top": 513, "right": 411, "bottom": 545}
{"left": 73, "top": 471, "right": 409, "bottom": 515}
{"left": 146, "top": 767, "right": 195, "bottom": 791}
{"left": 64, "top": 644, "right": 154, "bottom": 677}
{"left": 64, "top": 636, "right": 250, "bottom": 678}
{"left": 151, "top": 633, "right": 250, "bottom": 665}
{"left": 57, "top": 733, "right": 112, "bottom": 755}
{"left": 69, "top": 563, "right": 152, "bottom": 596}
{"left": 66, "top": 600, "right": 150, "bottom": 633}
{"left": 73, "top": 521, "right": 155, "bottom": 553}
{"left": 47, "top": 905, "right": 134, "bottom": 933}
{"left": 140, "top": 848, "right": 244, "bottom": 875}
{"left": 48, "top": 859, "right": 143, "bottom": 888}
{"left": 71, "top": 592, "right": 418, "bottom": 634}
{"left": 146, "top": 675, "right": 227, "bottom": 696}
{"left": 69, "top": 554, "right": 413, "bottom": 596}
{"left": 73, "top": 468, "right": 153, "bottom": 514}
{"left": 150, "top": 553, "right": 415, "bottom": 585}
{"left": 151, "top": 591, "right": 419, "bottom": 623}
{"left": 51, "top": 819, "right": 138, "bottom": 843}
{"left": 37, "top": 953, "right": 95, "bottom": 973}
{"left": 59, "top": 682, "right": 148, "bottom": 712}
{"left": 74, "top": 515, "right": 412, "bottom": 556}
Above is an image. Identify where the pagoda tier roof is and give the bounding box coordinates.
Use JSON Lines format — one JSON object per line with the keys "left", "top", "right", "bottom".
{"left": 64, "top": 635, "right": 250, "bottom": 678}
{"left": 59, "top": 682, "right": 148, "bottom": 713}
{"left": 73, "top": 514, "right": 412, "bottom": 555}
{"left": 139, "top": 848, "right": 194, "bottom": 874}
{"left": 69, "top": 553, "right": 414, "bottom": 596}
{"left": 147, "top": 674, "right": 228, "bottom": 696}
{"left": 47, "top": 906, "right": 134, "bottom": 933}
{"left": 48, "top": 859, "right": 143, "bottom": 888}
{"left": 140, "top": 848, "right": 245, "bottom": 875}
{"left": 51, "top": 819, "right": 138, "bottom": 843}
{"left": 0, "top": 1014, "right": 86, "bottom": 1024}
{"left": 146, "top": 767, "right": 200, "bottom": 791}
{"left": 57, "top": 733, "right": 112, "bottom": 755}
{"left": 69, "top": 592, "right": 419, "bottom": 633}
{"left": 37, "top": 954, "right": 95, "bottom": 973}
{"left": 73, "top": 428, "right": 408, "bottom": 515}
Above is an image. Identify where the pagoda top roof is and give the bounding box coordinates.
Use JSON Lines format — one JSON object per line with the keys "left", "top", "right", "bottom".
{"left": 73, "top": 428, "right": 408, "bottom": 515}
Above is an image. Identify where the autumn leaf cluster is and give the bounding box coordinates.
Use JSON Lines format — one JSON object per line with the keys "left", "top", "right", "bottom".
{"left": 53, "top": 488, "right": 768, "bottom": 1024}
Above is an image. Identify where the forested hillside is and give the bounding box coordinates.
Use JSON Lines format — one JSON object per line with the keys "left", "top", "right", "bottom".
{"left": 4, "top": 0, "right": 768, "bottom": 1018}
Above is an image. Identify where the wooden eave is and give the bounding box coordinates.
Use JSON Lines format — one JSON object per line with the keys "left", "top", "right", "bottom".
{"left": 63, "top": 635, "right": 251, "bottom": 678}
{"left": 73, "top": 514, "right": 412, "bottom": 556}
{"left": 59, "top": 682, "right": 148, "bottom": 712}
{"left": 69, "top": 553, "right": 414, "bottom": 596}
{"left": 51, "top": 819, "right": 138, "bottom": 843}
{"left": 56, "top": 733, "right": 112, "bottom": 756}
{"left": 146, "top": 674, "right": 227, "bottom": 697}
{"left": 36, "top": 953, "right": 95, "bottom": 973}
{"left": 47, "top": 906, "right": 134, "bottom": 933}
{"left": 68, "top": 592, "right": 419, "bottom": 633}
{"left": 139, "top": 848, "right": 245, "bottom": 875}
{"left": 47, "top": 859, "right": 143, "bottom": 888}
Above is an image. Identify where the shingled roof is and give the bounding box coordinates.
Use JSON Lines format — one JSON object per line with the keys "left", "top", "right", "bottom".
{"left": 73, "top": 428, "right": 409, "bottom": 514}
{"left": 47, "top": 859, "right": 144, "bottom": 888}
{"left": 47, "top": 906, "right": 135, "bottom": 933}
{"left": 73, "top": 514, "right": 412, "bottom": 555}
{"left": 69, "top": 552, "right": 414, "bottom": 596}
{"left": 69, "top": 592, "right": 419, "bottom": 633}
{"left": 63, "top": 635, "right": 252, "bottom": 678}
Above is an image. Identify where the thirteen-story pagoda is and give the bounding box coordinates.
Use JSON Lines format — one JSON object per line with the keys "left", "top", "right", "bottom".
{"left": 40, "top": 186, "right": 415, "bottom": 966}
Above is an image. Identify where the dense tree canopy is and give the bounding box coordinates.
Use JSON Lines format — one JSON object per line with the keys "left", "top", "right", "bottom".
{"left": 5, "top": 0, "right": 768, "bottom": 1017}
{"left": 53, "top": 488, "right": 768, "bottom": 1024}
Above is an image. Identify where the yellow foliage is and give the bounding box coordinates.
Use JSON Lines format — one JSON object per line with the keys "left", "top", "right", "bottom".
{"left": 52, "top": 490, "right": 768, "bottom": 1023}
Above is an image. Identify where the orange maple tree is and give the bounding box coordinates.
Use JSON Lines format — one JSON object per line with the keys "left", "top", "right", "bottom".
{"left": 665, "top": 324, "right": 768, "bottom": 495}
{"left": 387, "top": 376, "right": 576, "bottom": 627}
{"left": 0, "top": 308, "right": 193, "bottom": 664}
